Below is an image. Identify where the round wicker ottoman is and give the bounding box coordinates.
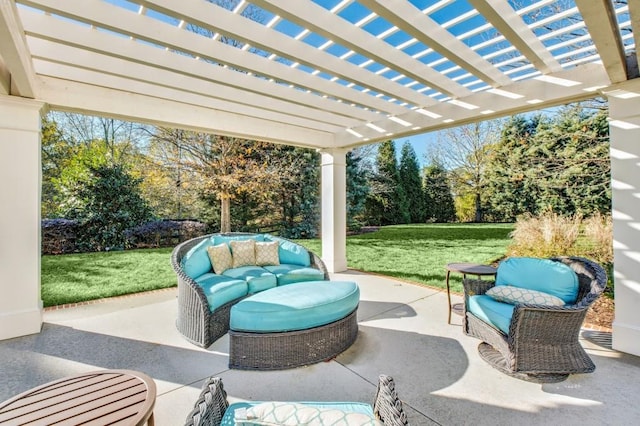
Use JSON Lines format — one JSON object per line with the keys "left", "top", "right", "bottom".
{"left": 228, "top": 281, "right": 360, "bottom": 370}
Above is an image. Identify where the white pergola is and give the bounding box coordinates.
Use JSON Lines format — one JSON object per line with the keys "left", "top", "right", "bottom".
{"left": 2, "top": 0, "right": 640, "bottom": 356}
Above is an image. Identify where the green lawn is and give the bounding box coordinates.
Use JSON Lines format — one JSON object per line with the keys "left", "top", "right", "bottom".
{"left": 297, "top": 223, "right": 513, "bottom": 293}
{"left": 41, "top": 248, "right": 174, "bottom": 307}
{"left": 41, "top": 224, "right": 513, "bottom": 307}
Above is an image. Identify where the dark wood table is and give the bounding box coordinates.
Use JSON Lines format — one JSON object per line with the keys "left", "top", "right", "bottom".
{"left": 0, "top": 369, "right": 156, "bottom": 425}
{"left": 446, "top": 263, "right": 497, "bottom": 324}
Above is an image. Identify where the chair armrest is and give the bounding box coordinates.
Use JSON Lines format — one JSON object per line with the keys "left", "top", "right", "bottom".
{"left": 373, "top": 375, "right": 409, "bottom": 426}
{"left": 462, "top": 278, "right": 495, "bottom": 296}
{"left": 184, "top": 377, "right": 229, "bottom": 426}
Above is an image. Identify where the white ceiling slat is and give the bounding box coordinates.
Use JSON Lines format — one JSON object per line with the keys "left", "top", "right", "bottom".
{"left": 0, "top": 0, "right": 36, "bottom": 97}
{"left": 137, "top": 0, "right": 433, "bottom": 109}
{"left": 575, "top": 0, "right": 629, "bottom": 83}
{"left": 468, "top": 0, "right": 562, "bottom": 74}
{"left": 251, "top": 0, "right": 472, "bottom": 98}
{"left": 337, "top": 62, "right": 610, "bottom": 146}
{"left": 19, "top": 0, "right": 406, "bottom": 116}
{"left": 36, "top": 74, "right": 334, "bottom": 148}
{"left": 28, "top": 39, "right": 354, "bottom": 131}
{"left": 20, "top": 9, "right": 379, "bottom": 125}
{"left": 356, "top": 0, "right": 511, "bottom": 88}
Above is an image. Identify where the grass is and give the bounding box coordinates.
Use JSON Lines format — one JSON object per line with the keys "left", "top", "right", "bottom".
{"left": 41, "top": 248, "right": 174, "bottom": 307}
{"left": 41, "top": 224, "right": 513, "bottom": 307}
{"left": 297, "top": 223, "right": 513, "bottom": 293}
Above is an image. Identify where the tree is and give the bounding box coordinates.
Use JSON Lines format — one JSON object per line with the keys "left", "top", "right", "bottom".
{"left": 430, "top": 120, "right": 501, "bottom": 222}
{"left": 65, "top": 164, "right": 153, "bottom": 251}
{"left": 423, "top": 162, "right": 456, "bottom": 222}
{"left": 151, "top": 128, "right": 271, "bottom": 233}
{"left": 346, "top": 148, "right": 371, "bottom": 231}
{"left": 485, "top": 104, "right": 610, "bottom": 220}
{"left": 364, "top": 140, "right": 409, "bottom": 225}
{"left": 41, "top": 116, "right": 73, "bottom": 218}
{"left": 399, "top": 142, "right": 425, "bottom": 223}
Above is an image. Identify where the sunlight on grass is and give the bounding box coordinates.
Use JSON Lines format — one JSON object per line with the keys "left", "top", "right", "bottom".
{"left": 41, "top": 248, "right": 174, "bottom": 307}
{"left": 298, "top": 224, "right": 513, "bottom": 293}
{"left": 42, "top": 224, "right": 513, "bottom": 307}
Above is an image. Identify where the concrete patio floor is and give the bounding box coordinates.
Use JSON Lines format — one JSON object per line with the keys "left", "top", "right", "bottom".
{"left": 1, "top": 270, "right": 639, "bottom": 425}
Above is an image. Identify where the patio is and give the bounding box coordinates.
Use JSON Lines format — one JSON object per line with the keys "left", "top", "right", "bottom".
{"left": 1, "top": 270, "right": 638, "bottom": 426}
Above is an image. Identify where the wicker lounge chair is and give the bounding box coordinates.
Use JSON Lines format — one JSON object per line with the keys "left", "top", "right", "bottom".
{"left": 172, "top": 233, "right": 329, "bottom": 348}
{"left": 463, "top": 256, "right": 607, "bottom": 383}
{"left": 184, "top": 375, "right": 409, "bottom": 426}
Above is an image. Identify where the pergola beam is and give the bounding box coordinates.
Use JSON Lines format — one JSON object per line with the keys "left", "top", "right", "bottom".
{"left": 468, "top": 0, "right": 562, "bottom": 74}
{"left": 356, "top": 0, "right": 511, "bottom": 88}
{"left": 575, "top": 0, "right": 627, "bottom": 83}
{"left": 37, "top": 76, "right": 334, "bottom": 148}
{"left": 137, "top": 0, "right": 435, "bottom": 108}
{"left": 251, "top": 0, "right": 474, "bottom": 98}
{"left": 20, "top": 0, "right": 407, "bottom": 116}
{"left": 0, "top": 0, "right": 36, "bottom": 97}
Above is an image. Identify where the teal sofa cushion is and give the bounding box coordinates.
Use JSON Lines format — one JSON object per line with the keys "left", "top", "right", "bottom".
{"left": 495, "top": 257, "right": 579, "bottom": 304}
{"left": 222, "top": 266, "right": 277, "bottom": 293}
{"left": 212, "top": 234, "right": 265, "bottom": 247}
{"left": 195, "top": 273, "right": 248, "bottom": 311}
{"left": 221, "top": 402, "right": 375, "bottom": 426}
{"left": 264, "top": 235, "right": 311, "bottom": 267}
{"left": 230, "top": 281, "right": 359, "bottom": 332}
{"left": 468, "top": 295, "right": 515, "bottom": 335}
{"left": 263, "top": 264, "right": 325, "bottom": 285}
{"left": 181, "top": 238, "right": 213, "bottom": 280}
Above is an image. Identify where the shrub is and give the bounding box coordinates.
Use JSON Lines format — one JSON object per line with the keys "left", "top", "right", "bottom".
{"left": 42, "top": 218, "right": 79, "bottom": 254}
{"left": 508, "top": 211, "right": 612, "bottom": 265}
{"left": 126, "top": 219, "right": 208, "bottom": 248}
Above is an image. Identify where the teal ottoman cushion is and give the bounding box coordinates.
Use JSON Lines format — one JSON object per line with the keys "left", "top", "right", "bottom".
{"left": 495, "top": 257, "right": 579, "bottom": 303}
{"left": 222, "top": 266, "right": 277, "bottom": 293}
{"left": 468, "top": 294, "right": 515, "bottom": 335}
{"left": 195, "top": 273, "right": 248, "bottom": 311}
{"left": 263, "top": 264, "right": 325, "bottom": 285}
{"left": 230, "top": 281, "right": 359, "bottom": 332}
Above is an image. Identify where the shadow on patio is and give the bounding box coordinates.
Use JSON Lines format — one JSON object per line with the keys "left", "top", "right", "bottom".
{"left": 1, "top": 271, "right": 639, "bottom": 425}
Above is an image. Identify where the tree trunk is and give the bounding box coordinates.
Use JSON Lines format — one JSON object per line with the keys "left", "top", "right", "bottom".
{"left": 474, "top": 191, "right": 483, "bottom": 222}
{"left": 220, "top": 194, "right": 231, "bottom": 233}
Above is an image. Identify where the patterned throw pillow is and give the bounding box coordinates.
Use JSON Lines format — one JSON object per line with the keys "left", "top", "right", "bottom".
{"left": 230, "top": 239, "right": 256, "bottom": 268}
{"left": 206, "top": 243, "right": 232, "bottom": 275}
{"left": 237, "top": 402, "right": 381, "bottom": 426}
{"left": 486, "top": 285, "right": 565, "bottom": 306}
{"left": 255, "top": 241, "right": 280, "bottom": 266}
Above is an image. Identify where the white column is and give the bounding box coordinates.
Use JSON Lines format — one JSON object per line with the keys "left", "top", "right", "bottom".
{"left": 320, "top": 148, "right": 348, "bottom": 273}
{"left": 0, "top": 96, "right": 44, "bottom": 340}
{"left": 609, "top": 89, "right": 640, "bottom": 356}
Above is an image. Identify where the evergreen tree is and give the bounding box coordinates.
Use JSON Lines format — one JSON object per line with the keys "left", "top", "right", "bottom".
{"left": 346, "top": 149, "right": 371, "bottom": 231}
{"left": 486, "top": 104, "right": 610, "bottom": 220}
{"left": 66, "top": 164, "right": 153, "bottom": 251}
{"left": 364, "top": 141, "right": 409, "bottom": 225}
{"left": 423, "top": 163, "right": 456, "bottom": 222}
{"left": 399, "top": 142, "right": 425, "bottom": 223}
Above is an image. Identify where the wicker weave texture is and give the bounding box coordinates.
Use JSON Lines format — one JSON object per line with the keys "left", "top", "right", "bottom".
{"left": 463, "top": 256, "right": 607, "bottom": 380}
{"left": 171, "top": 233, "right": 329, "bottom": 348}
{"left": 229, "top": 308, "right": 359, "bottom": 370}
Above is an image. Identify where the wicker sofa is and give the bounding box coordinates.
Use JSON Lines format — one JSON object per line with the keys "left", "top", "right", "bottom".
{"left": 463, "top": 256, "right": 607, "bottom": 383}
{"left": 184, "top": 375, "right": 409, "bottom": 426}
{"left": 172, "top": 233, "right": 329, "bottom": 348}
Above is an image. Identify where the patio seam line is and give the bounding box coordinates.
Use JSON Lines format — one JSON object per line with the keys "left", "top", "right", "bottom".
{"left": 155, "top": 368, "right": 231, "bottom": 398}
{"left": 335, "top": 360, "right": 443, "bottom": 426}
